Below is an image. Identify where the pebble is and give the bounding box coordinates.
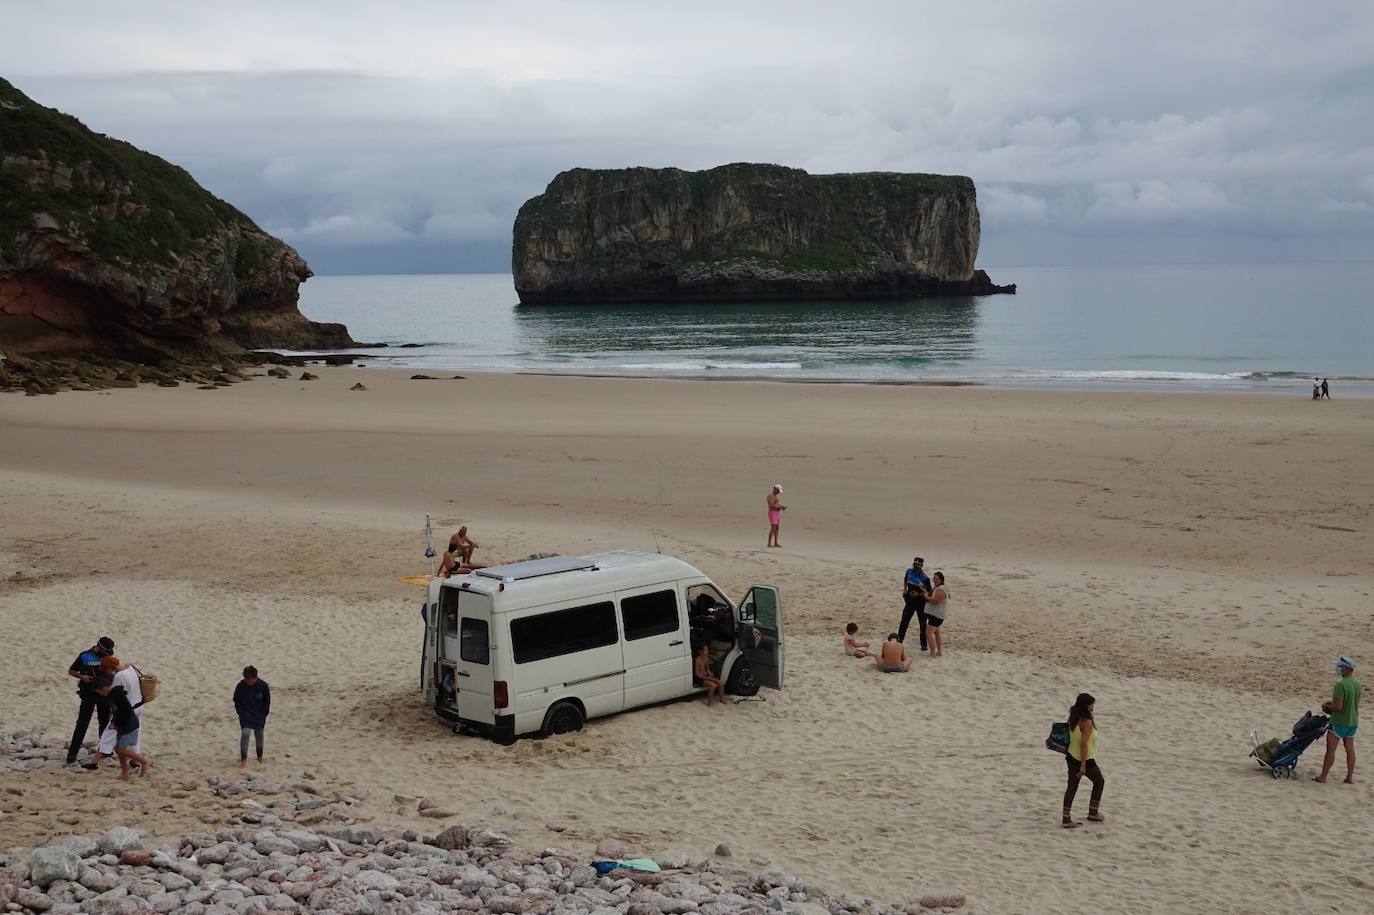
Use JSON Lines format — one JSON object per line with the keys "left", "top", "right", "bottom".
{"left": 713, "top": 844, "right": 733, "bottom": 858}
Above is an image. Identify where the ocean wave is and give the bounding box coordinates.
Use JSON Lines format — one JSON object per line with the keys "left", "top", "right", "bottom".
{"left": 1014, "top": 369, "right": 1251, "bottom": 382}
{"left": 618, "top": 361, "right": 804, "bottom": 372}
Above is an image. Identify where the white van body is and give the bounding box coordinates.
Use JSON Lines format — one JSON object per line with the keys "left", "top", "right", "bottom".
{"left": 419, "top": 550, "right": 783, "bottom": 740}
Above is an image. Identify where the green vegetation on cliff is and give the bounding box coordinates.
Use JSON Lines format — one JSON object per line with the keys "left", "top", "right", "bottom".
{"left": 0, "top": 77, "right": 261, "bottom": 271}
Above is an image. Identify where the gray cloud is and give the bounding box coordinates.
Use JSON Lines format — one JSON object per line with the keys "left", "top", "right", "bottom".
{"left": 4, "top": 0, "right": 1373, "bottom": 271}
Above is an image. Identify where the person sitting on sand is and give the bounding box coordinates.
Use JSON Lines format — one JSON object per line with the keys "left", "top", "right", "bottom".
{"left": 1062, "top": 692, "right": 1105, "bottom": 828}
{"left": 94, "top": 674, "right": 152, "bottom": 781}
{"left": 844, "top": 623, "right": 872, "bottom": 659}
{"left": 694, "top": 642, "right": 726, "bottom": 706}
{"left": 875, "top": 633, "right": 912, "bottom": 672}
{"left": 451, "top": 526, "right": 480, "bottom": 564}
{"left": 922, "top": 572, "right": 950, "bottom": 657}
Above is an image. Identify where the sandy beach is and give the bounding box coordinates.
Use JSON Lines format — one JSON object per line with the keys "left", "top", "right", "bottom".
{"left": 2, "top": 368, "right": 1372, "bottom": 913}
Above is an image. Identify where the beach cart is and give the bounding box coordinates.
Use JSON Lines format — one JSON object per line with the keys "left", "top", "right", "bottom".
{"left": 1250, "top": 711, "right": 1329, "bottom": 779}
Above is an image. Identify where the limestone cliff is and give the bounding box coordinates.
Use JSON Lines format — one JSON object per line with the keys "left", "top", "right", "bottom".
{"left": 0, "top": 77, "right": 352, "bottom": 362}
{"left": 513, "top": 164, "right": 1014, "bottom": 304}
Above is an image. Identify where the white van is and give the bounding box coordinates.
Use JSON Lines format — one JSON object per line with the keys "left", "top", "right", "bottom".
{"left": 420, "top": 550, "right": 783, "bottom": 740}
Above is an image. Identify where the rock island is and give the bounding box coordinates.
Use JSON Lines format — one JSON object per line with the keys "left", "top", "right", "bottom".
{"left": 513, "top": 163, "right": 1014, "bottom": 305}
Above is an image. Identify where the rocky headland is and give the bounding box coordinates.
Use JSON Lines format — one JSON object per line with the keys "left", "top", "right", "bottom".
{"left": 512, "top": 165, "right": 1014, "bottom": 305}
{"left": 0, "top": 77, "right": 352, "bottom": 381}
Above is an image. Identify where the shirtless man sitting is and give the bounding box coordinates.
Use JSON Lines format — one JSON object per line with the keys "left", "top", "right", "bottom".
{"left": 875, "top": 633, "right": 912, "bottom": 672}
{"left": 451, "top": 526, "right": 480, "bottom": 564}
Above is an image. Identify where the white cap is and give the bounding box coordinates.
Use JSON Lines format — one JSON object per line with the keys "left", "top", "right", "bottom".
{"left": 773, "top": 484, "right": 783, "bottom": 493}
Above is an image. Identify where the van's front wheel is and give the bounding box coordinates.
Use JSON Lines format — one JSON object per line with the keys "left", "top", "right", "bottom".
{"left": 542, "top": 701, "right": 586, "bottom": 737}
{"left": 726, "top": 660, "right": 760, "bottom": 696}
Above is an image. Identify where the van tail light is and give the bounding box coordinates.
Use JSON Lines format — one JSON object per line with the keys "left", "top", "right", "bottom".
{"left": 494, "top": 681, "right": 509, "bottom": 710}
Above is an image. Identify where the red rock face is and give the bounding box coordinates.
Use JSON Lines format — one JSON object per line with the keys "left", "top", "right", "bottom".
{"left": 0, "top": 273, "right": 103, "bottom": 355}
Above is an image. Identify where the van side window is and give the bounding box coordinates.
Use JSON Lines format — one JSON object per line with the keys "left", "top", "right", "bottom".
{"left": 460, "top": 618, "right": 490, "bottom": 664}
{"left": 511, "top": 601, "right": 617, "bottom": 664}
{"left": 621, "top": 589, "right": 680, "bottom": 640}
{"left": 440, "top": 589, "right": 460, "bottom": 636}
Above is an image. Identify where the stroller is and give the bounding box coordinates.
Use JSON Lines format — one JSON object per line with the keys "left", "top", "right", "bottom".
{"left": 1250, "top": 711, "right": 1329, "bottom": 779}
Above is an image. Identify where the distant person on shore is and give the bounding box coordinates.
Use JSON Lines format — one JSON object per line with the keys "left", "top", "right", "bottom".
{"left": 843, "top": 623, "right": 872, "bottom": 659}
{"left": 1313, "top": 378, "right": 1321, "bottom": 400}
{"left": 923, "top": 572, "right": 950, "bottom": 657}
{"left": 94, "top": 674, "right": 151, "bottom": 780}
{"left": 1315, "top": 656, "right": 1360, "bottom": 784}
{"left": 694, "top": 643, "right": 725, "bottom": 706}
{"left": 875, "top": 633, "right": 912, "bottom": 672}
{"left": 94, "top": 656, "right": 144, "bottom": 769}
{"left": 1322, "top": 378, "right": 1331, "bottom": 399}
{"left": 1062, "top": 693, "right": 1105, "bottom": 828}
{"left": 65, "top": 636, "right": 115, "bottom": 768}
{"left": 766, "top": 485, "right": 786, "bottom": 548}
{"left": 898, "top": 557, "right": 930, "bottom": 648}
{"left": 451, "top": 526, "right": 480, "bottom": 564}
{"left": 234, "top": 666, "right": 272, "bottom": 768}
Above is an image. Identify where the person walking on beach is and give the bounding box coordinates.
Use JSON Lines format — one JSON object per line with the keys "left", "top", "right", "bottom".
{"left": 1062, "top": 693, "right": 1105, "bottom": 828}
{"left": 923, "top": 571, "right": 950, "bottom": 657}
{"left": 875, "top": 633, "right": 912, "bottom": 672}
{"left": 898, "top": 557, "right": 930, "bottom": 647}
{"left": 65, "top": 636, "right": 115, "bottom": 767}
{"left": 1321, "top": 378, "right": 1331, "bottom": 399}
{"left": 234, "top": 666, "right": 271, "bottom": 768}
{"left": 766, "top": 485, "right": 786, "bottom": 548}
{"left": 94, "top": 656, "right": 144, "bottom": 769}
{"left": 1313, "top": 378, "right": 1321, "bottom": 400}
{"left": 1315, "top": 656, "right": 1360, "bottom": 784}
{"left": 94, "top": 674, "right": 151, "bottom": 780}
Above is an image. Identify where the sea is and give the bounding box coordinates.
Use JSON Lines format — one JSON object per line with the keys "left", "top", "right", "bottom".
{"left": 295, "top": 262, "right": 1374, "bottom": 394}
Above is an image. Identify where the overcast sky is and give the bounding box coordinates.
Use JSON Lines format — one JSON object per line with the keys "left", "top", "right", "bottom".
{"left": 4, "top": 1, "right": 1373, "bottom": 273}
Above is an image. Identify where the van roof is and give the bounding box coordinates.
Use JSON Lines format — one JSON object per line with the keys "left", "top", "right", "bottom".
{"left": 450, "top": 550, "right": 705, "bottom": 606}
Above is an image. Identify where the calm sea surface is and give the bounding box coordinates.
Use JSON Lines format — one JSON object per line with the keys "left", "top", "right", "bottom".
{"left": 295, "top": 262, "right": 1374, "bottom": 393}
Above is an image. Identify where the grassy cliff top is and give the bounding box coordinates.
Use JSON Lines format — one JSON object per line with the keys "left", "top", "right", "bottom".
{"left": 0, "top": 76, "right": 270, "bottom": 268}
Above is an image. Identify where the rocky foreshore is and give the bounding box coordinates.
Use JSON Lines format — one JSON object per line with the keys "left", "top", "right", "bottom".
{"left": 0, "top": 823, "right": 968, "bottom": 915}
{"left": 0, "top": 731, "right": 970, "bottom": 915}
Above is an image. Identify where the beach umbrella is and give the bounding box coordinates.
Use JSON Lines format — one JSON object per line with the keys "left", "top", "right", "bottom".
{"left": 424, "top": 513, "right": 437, "bottom": 576}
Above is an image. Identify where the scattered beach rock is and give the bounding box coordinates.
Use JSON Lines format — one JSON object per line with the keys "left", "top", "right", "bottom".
{"left": 431, "top": 825, "right": 470, "bottom": 851}
{"left": 410, "top": 374, "right": 437, "bottom": 380}
{"left": 298, "top": 371, "right": 319, "bottom": 381}
{"left": 713, "top": 844, "right": 733, "bottom": 858}
{"left": 350, "top": 382, "right": 367, "bottom": 391}
{"left": 265, "top": 366, "right": 292, "bottom": 379}
{"left": 26, "top": 847, "right": 80, "bottom": 887}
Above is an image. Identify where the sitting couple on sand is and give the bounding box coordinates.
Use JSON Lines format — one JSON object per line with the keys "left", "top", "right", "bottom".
{"left": 843, "top": 625, "right": 913, "bottom": 672}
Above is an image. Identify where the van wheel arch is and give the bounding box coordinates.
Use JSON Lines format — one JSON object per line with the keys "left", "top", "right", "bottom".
{"left": 542, "top": 700, "right": 587, "bottom": 737}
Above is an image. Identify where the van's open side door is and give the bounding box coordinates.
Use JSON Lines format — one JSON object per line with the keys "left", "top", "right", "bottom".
{"left": 737, "top": 585, "right": 783, "bottom": 689}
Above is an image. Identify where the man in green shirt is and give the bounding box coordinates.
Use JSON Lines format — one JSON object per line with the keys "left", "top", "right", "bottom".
{"left": 1316, "top": 656, "right": 1360, "bottom": 784}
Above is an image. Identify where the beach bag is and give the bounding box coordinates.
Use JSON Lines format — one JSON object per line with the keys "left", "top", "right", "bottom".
{"left": 132, "top": 665, "right": 159, "bottom": 704}
{"left": 1253, "top": 737, "right": 1282, "bottom": 762}
{"left": 1046, "top": 721, "right": 1069, "bottom": 753}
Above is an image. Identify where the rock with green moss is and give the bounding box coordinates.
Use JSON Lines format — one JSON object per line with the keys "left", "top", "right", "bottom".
{"left": 0, "top": 77, "right": 352, "bottom": 361}
{"left": 512, "top": 163, "right": 1014, "bottom": 304}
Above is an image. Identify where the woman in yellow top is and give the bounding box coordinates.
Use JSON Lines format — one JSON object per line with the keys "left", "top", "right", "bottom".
{"left": 1063, "top": 692, "right": 1106, "bottom": 828}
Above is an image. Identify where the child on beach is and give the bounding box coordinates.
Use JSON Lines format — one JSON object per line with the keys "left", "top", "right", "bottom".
{"left": 234, "top": 666, "right": 271, "bottom": 768}
{"left": 694, "top": 643, "right": 725, "bottom": 706}
{"left": 844, "top": 623, "right": 872, "bottom": 658}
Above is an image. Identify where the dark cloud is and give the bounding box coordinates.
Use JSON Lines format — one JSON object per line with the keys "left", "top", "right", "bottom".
{"left": 5, "top": 1, "right": 1373, "bottom": 272}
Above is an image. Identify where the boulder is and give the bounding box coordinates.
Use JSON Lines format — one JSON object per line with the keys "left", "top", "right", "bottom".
{"left": 27, "top": 847, "right": 82, "bottom": 887}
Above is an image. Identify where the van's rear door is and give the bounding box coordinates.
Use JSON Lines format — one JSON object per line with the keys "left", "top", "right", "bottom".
{"left": 737, "top": 585, "right": 784, "bottom": 689}
{"left": 454, "top": 590, "right": 496, "bottom": 728}
{"left": 618, "top": 585, "right": 690, "bottom": 707}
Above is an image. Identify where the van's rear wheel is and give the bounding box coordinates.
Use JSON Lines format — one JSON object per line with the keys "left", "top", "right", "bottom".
{"left": 542, "top": 701, "right": 585, "bottom": 737}
{"left": 727, "top": 660, "right": 760, "bottom": 697}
